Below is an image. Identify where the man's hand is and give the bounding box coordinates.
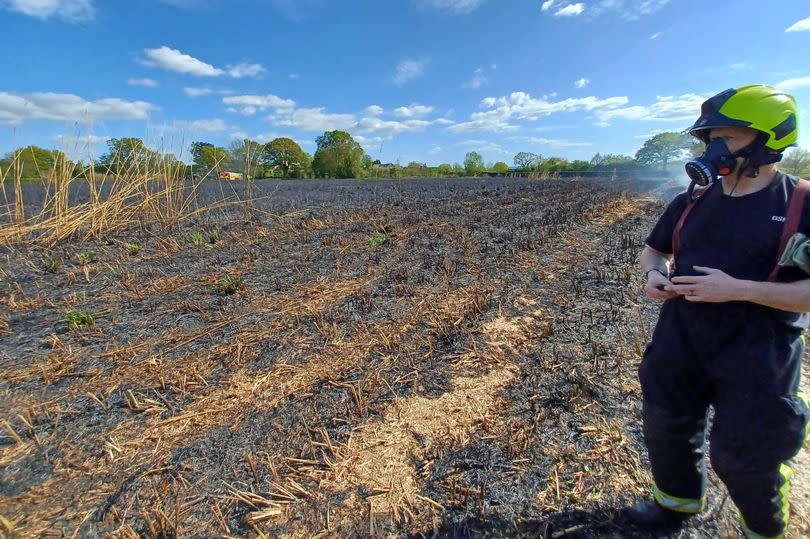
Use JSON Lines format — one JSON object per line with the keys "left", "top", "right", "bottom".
{"left": 645, "top": 270, "right": 678, "bottom": 301}
{"left": 665, "top": 266, "right": 747, "bottom": 303}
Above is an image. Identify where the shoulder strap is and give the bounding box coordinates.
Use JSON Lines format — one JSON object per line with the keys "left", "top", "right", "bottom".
{"left": 768, "top": 177, "right": 810, "bottom": 282}
{"left": 672, "top": 182, "right": 715, "bottom": 271}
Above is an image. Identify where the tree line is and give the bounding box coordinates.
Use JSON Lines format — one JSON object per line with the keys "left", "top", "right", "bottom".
{"left": 3, "top": 130, "right": 810, "bottom": 181}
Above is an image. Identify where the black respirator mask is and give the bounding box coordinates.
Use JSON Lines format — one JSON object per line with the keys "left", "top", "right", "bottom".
{"left": 683, "top": 133, "right": 783, "bottom": 200}
{"left": 684, "top": 138, "right": 740, "bottom": 187}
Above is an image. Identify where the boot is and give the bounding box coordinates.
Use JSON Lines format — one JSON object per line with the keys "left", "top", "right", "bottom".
{"left": 624, "top": 500, "right": 692, "bottom": 529}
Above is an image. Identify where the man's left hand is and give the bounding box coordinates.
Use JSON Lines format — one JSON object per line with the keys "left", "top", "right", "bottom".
{"left": 665, "top": 266, "right": 748, "bottom": 303}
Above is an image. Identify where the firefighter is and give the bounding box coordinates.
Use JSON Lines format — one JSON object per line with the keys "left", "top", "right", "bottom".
{"left": 629, "top": 84, "right": 810, "bottom": 538}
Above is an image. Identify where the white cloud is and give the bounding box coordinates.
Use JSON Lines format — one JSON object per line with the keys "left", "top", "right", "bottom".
{"left": 54, "top": 134, "right": 110, "bottom": 160}
{"left": 590, "top": 0, "right": 670, "bottom": 20}
{"left": 633, "top": 129, "right": 666, "bottom": 139}
{"left": 364, "top": 105, "right": 384, "bottom": 116}
{"left": 226, "top": 62, "right": 266, "bottom": 78}
{"left": 273, "top": 107, "right": 357, "bottom": 132}
{"left": 393, "top": 58, "right": 426, "bottom": 86}
{"left": 541, "top": 0, "right": 556, "bottom": 11}
{"left": 356, "top": 117, "right": 434, "bottom": 136}
{"left": 448, "top": 114, "right": 519, "bottom": 133}
{"left": 289, "top": 73, "right": 301, "bottom": 79}
{"left": 253, "top": 133, "right": 283, "bottom": 143}
{"left": 594, "top": 93, "right": 705, "bottom": 124}
{"left": 142, "top": 46, "right": 224, "bottom": 76}
{"left": 465, "top": 67, "right": 488, "bottom": 89}
{"left": 223, "top": 94, "right": 296, "bottom": 115}
{"left": 456, "top": 139, "right": 511, "bottom": 156}
{"left": 554, "top": 3, "right": 584, "bottom": 16}
{"left": 574, "top": 77, "right": 590, "bottom": 88}
{"left": 354, "top": 134, "right": 385, "bottom": 149}
{"left": 594, "top": 105, "right": 647, "bottom": 122}
{"left": 787, "top": 17, "right": 810, "bottom": 32}
{"left": 165, "top": 118, "right": 230, "bottom": 133}
{"left": 265, "top": 100, "right": 449, "bottom": 137}
{"left": 55, "top": 133, "right": 108, "bottom": 145}
{"left": 141, "top": 46, "right": 264, "bottom": 78}
{"left": 489, "top": 92, "right": 627, "bottom": 119}
{"left": 248, "top": 132, "right": 312, "bottom": 147}
{"left": 449, "top": 91, "right": 627, "bottom": 133}
{"left": 393, "top": 103, "right": 435, "bottom": 117}
{"left": 429, "top": 145, "right": 442, "bottom": 155}
{"left": 778, "top": 76, "right": 810, "bottom": 90}
{"left": 229, "top": 131, "right": 249, "bottom": 140}
{"left": 506, "top": 135, "right": 592, "bottom": 148}
{"left": 127, "top": 78, "right": 158, "bottom": 87}
{"left": 2, "top": 0, "right": 94, "bottom": 21}
{"left": 417, "top": 0, "right": 484, "bottom": 14}
{"left": 0, "top": 92, "right": 156, "bottom": 124}
{"left": 184, "top": 87, "right": 213, "bottom": 97}
{"left": 649, "top": 31, "right": 663, "bottom": 39}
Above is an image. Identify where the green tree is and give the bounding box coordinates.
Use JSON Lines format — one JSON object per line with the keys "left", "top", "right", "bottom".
{"left": 780, "top": 148, "right": 810, "bottom": 176}
{"left": 464, "top": 151, "right": 485, "bottom": 175}
{"left": 190, "top": 142, "right": 214, "bottom": 166}
{"left": 156, "top": 153, "right": 188, "bottom": 181}
{"left": 100, "top": 138, "right": 159, "bottom": 172}
{"left": 513, "top": 152, "right": 542, "bottom": 170}
{"left": 299, "top": 152, "right": 313, "bottom": 179}
{"left": 362, "top": 154, "right": 374, "bottom": 176}
{"left": 437, "top": 163, "right": 453, "bottom": 176}
{"left": 193, "top": 145, "right": 230, "bottom": 176}
{"left": 262, "top": 137, "right": 306, "bottom": 177}
{"left": 571, "top": 160, "right": 592, "bottom": 172}
{"left": 312, "top": 130, "right": 365, "bottom": 178}
{"left": 405, "top": 161, "right": 430, "bottom": 177}
{"left": 598, "top": 154, "right": 635, "bottom": 166}
{"left": 229, "top": 139, "right": 264, "bottom": 178}
{"left": 493, "top": 161, "right": 509, "bottom": 174}
{"left": 539, "top": 157, "right": 571, "bottom": 173}
{"left": 1, "top": 146, "right": 72, "bottom": 180}
{"left": 635, "top": 132, "right": 698, "bottom": 170}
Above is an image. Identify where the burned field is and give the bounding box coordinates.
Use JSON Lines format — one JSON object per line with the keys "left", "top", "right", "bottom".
{"left": 0, "top": 178, "right": 792, "bottom": 538}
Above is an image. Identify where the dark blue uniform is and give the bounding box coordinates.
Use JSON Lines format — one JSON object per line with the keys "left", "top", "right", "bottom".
{"left": 642, "top": 172, "right": 810, "bottom": 538}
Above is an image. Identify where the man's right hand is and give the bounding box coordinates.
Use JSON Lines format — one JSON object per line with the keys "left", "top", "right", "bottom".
{"left": 645, "top": 270, "right": 678, "bottom": 301}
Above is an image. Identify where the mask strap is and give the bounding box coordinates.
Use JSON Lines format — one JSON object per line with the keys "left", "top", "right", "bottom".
{"left": 734, "top": 132, "right": 780, "bottom": 178}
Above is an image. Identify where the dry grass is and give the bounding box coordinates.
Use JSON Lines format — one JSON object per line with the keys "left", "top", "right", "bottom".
{"left": 0, "top": 147, "right": 238, "bottom": 246}
{"left": 2, "top": 179, "right": 786, "bottom": 538}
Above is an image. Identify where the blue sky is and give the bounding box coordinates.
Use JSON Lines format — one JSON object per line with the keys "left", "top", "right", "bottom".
{"left": 1, "top": 0, "right": 809, "bottom": 166}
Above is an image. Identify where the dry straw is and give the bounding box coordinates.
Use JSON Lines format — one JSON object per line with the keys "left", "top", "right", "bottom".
{"left": 0, "top": 143, "right": 252, "bottom": 246}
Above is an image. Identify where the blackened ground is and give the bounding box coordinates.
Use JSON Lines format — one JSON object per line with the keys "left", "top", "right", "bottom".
{"left": 1, "top": 176, "right": 805, "bottom": 538}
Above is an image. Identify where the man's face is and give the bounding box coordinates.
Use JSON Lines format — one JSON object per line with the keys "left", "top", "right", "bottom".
{"left": 707, "top": 126, "right": 758, "bottom": 153}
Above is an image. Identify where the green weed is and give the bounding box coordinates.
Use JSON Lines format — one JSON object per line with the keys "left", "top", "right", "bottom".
{"left": 367, "top": 231, "right": 389, "bottom": 247}
{"left": 62, "top": 308, "right": 95, "bottom": 329}
{"left": 188, "top": 231, "right": 205, "bottom": 247}
{"left": 215, "top": 274, "right": 245, "bottom": 295}
{"left": 79, "top": 251, "right": 97, "bottom": 264}
{"left": 41, "top": 257, "right": 61, "bottom": 273}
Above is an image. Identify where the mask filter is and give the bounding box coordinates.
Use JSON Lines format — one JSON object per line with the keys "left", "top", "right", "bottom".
{"left": 684, "top": 138, "right": 739, "bottom": 186}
